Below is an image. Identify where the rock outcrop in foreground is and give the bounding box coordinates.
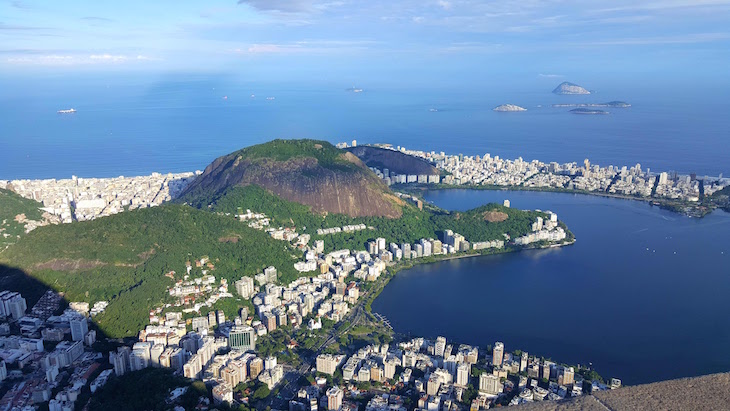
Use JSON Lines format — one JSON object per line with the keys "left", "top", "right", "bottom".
{"left": 493, "top": 104, "right": 527, "bottom": 112}
{"left": 519, "top": 372, "right": 730, "bottom": 411}
{"left": 552, "top": 82, "right": 591, "bottom": 95}
{"left": 179, "top": 139, "right": 403, "bottom": 218}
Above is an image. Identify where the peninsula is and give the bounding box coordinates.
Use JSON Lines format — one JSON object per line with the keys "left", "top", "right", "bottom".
{"left": 339, "top": 142, "right": 729, "bottom": 217}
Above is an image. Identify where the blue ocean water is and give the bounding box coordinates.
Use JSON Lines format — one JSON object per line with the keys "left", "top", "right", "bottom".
{"left": 372, "top": 190, "right": 730, "bottom": 385}
{"left": 1, "top": 74, "right": 728, "bottom": 179}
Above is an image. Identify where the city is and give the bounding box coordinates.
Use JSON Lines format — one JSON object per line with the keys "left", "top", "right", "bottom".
{"left": 0, "top": 192, "right": 580, "bottom": 410}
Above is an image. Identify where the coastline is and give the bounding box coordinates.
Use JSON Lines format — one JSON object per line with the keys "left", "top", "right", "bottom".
{"left": 397, "top": 183, "right": 722, "bottom": 218}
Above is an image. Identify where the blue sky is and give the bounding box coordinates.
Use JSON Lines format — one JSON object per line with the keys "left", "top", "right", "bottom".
{"left": 1, "top": 0, "right": 729, "bottom": 82}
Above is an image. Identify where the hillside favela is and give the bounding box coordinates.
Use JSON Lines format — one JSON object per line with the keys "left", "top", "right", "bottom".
{"left": 1, "top": 2, "right": 730, "bottom": 411}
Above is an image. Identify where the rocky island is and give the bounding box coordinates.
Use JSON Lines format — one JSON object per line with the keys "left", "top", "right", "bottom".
{"left": 553, "top": 81, "right": 591, "bottom": 95}
{"left": 493, "top": 104, "right": 527, "bottom": 112}
{"left": 570, "top": 108, "right": 609, "bottom": 115}
{"left": 553, "top": 101, "right": 630, "bottom": 108}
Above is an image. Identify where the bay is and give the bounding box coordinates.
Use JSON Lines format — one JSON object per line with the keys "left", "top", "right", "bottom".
{"left": 371, "top": 189, "right": 730, "bottom": 385}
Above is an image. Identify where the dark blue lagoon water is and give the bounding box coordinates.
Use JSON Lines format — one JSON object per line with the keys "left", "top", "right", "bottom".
{"left": 371, "top": 190, "right": 730, "bottom": 385}
{"left": 1, "top": 74, "right": 729, "bottom": 179}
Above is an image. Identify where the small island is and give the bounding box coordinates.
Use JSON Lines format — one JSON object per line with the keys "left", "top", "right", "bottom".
{"left": 570, "top": 108, "right": 608, "bottom": 115}
{"left": 493, "top": 104, "right": 527, "bottom": 112}
{"left": 553, "top": 81, "right": 591, "bottom": 95}
{"left": 554, "top": 101, "right": 630, "bottom": 108}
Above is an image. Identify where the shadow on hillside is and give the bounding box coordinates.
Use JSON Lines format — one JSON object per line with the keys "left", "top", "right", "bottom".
{"left": 0, "top": 263, "right": 117, "bottom": 347}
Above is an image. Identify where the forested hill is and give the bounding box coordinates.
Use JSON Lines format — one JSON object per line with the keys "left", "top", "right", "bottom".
{"left": 0, "top": 204, "right": 299, "bottom": 338}
{"left": 178, "top": 139, "right": 404, "bottom": 218}
{"left": 206, "top": 184, "right": 549, "bottom": 252}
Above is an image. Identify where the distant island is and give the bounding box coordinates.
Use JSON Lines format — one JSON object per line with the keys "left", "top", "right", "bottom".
{"left": 554, "top": 101, "right": 630, "bottom": 108}
{"left": 493, "top": 104, "right": 527, "bottom": 112}
{"left": 553, "top": 81, "right": 591, "bottom": 95}
{"left": 570, "top": 108, "right": 608, "bottom": 115}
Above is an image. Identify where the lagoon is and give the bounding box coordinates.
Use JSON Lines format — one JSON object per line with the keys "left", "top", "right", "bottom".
{"left": 371, "top": 189, "right": 730, "bottom": 385}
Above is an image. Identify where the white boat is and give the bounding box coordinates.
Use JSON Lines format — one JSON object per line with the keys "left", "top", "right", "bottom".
{"left": 58, "top": 108, "right": 76, "bottom": 114}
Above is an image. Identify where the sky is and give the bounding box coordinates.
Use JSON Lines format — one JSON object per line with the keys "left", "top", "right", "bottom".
{"left": 1, "top": 0, "right": 730, "bottom": 83}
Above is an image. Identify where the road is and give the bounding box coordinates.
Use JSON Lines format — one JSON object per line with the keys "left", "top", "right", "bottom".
{"left": 260, "top": 271, "right": 393, "bottom": 410}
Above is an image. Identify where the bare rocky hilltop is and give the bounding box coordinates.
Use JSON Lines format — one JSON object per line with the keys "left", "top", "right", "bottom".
{"left": 345, "top": 145, "right": 440, "bottom": 176}
{"left": 553, "top": 81, "right": 591, "bottom": 95}
{"left": 518, "top": 372, "right": 730, "bottom": 411}
{"left": 179, "top": 139, "right": 404, "bottom": 218}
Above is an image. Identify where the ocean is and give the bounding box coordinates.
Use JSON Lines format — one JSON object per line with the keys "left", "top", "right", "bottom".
{"left": 1, "top": 74, "right": 729, "bottom": 180}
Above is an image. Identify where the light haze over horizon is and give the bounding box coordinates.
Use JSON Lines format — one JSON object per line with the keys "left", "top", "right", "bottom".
{"left": 2, "top": 0, "right": 730, "bottom": 85}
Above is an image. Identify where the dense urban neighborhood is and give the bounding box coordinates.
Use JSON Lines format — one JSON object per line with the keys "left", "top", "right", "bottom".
{"left": 1, "top": 140, "right": 723, "bottom": 410}
{"left": 0, "top": 178, "right": 585, "bottom": 409}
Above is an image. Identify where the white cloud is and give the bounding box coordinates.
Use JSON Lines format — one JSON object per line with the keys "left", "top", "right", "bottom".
{"left": 437, "top": 0, "right": 452, "bottom": 10}
{"left": 246, "top": 44, "right": 289, "bottom": 53}
{"left": 5, "top": 53, "right": 159, "bottom": 66}
{"left": 89, "top": 54, "right": 128, "bottom": 62}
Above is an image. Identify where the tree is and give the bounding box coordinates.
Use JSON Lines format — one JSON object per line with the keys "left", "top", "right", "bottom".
{"left": 253, "top": 385, "right": 271, "bottom": 400}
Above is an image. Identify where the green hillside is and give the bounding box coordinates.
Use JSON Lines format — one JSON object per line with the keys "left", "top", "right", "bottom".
{"left": 0, "top": 204, "right": 300, "bottom": 338}
{"left": 0, "top": 188, "right": 45, "bottom": 250}
{"left": 237, "top": 138, "right": 357, "bottom": 169}
{"left": 208, "top": 185, "right": 547, "bottom": 251}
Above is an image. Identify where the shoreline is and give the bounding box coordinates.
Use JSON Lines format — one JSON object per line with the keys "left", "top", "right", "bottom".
{"left": 366, "top": 237, "right": 576, "bottom": 312}
{"left": 398, "top": 183, "right": 726, "bottom": 218}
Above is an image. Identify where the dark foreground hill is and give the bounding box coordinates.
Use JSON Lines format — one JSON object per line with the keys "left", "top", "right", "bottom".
{"left": 518, "top": 372, "right": 730, "bottom": 411}
{"left": 345, "top": 145, "right": 440, "bottom": 176}
{"left": 178, "top": 139, "right": 403, "bottom": 218}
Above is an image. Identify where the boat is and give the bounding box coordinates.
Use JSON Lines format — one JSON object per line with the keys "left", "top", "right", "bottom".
{"left": 266, "top": 97, "right": 275, "bottom": 100}
{"left": 57, "top": 108, "right": 76, "bottom": 114}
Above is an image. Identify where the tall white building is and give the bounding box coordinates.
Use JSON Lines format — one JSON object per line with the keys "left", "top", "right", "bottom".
{"left": 70, "top": 318, "right": 88, "bottom": 342}
{"left": 235, "top": 277, "right": 255, "bottom": 298}
{"left": 479, "top": 373, "right": 502, "bottom": 395}
{"left": 435, "top": 336, "right": 447, "bottom": 357}
{"left": 327, "top": 386, "right": 343, "bottom": 411}
{"left": 492, "top": 342, "right": 504, "bottom": 367}
{"left": 456, "top": 363, "right": 470, "bottom": 387}
{"left": 0, "top": 291, "right": 27, "bottom": 320}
